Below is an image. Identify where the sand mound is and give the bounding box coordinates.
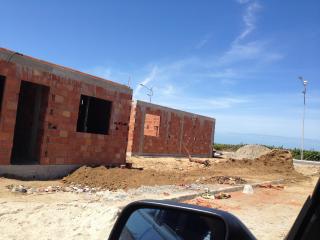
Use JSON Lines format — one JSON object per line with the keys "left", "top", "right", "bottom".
{"left": 256, "top": 149, "right": 294, "bottom": 170}
{"left": 62, "top": 166, "right": 249, "bottom": 190}
{"left": 62, "top": 150, "right": 300, "bottom": 190}
{"left": 62, "top": 166, "right": 163, "bottom": 190}
{"left": 232, "top": 144, "right": 271, "bottom": 160}
{"left": 63, "top": 166, "right": 203, "bottom": 190}
{"left": 218, "top": 149, "right": 295, "bottom": 175}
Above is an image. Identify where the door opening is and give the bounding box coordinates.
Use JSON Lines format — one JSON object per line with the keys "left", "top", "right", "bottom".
{"left": 0, "top": 75, "right": 5, "bottom": 117}
{"left": 11, "top": 81, "right": 49, "bottom": 164}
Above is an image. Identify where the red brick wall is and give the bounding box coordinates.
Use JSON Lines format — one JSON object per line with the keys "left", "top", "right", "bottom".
{"left": 143, "top": 114, "right": 160, "bottom": 137}
{"left": 0, "top": 57, "right": 132, "bottom": 165}
{"left": 127, "top": 101, "right": 215, "bottom": 157}
{"left": 126, "top": 102, "right": 137, "bottom": 154}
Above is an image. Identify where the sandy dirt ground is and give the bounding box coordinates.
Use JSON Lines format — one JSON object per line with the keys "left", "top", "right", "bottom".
{"left": 0, "top": 178, "right": 212, "bottom": 240}
{"left": 0, "top": 153, "right": 318, "bottom": 240}
{"left": 185, "top": 176, "right": 319, "bottom": 240}
{"left": 63, "top": 150, "right": 304, "bottom": 189}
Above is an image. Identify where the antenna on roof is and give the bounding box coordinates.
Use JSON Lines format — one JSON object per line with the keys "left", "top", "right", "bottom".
{"left": 128, "top": 75, "right": 131, "bottom": 88}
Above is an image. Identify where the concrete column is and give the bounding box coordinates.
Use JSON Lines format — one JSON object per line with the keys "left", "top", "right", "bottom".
{"left": 138, "top": 106, "right": 146, "bottom": 154}
{"left": 179, "top": 114, "right": 184, "bottom": 154}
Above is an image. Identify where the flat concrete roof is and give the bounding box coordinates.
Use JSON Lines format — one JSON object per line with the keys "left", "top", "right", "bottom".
{"left": 0, "top": 47, "right": 132, "bottom": 95}
{"left": 135, "top": 100, "right": 215, "bottom": 121}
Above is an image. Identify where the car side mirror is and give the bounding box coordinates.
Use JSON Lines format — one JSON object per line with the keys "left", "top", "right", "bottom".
{"left": 108, "top": 200, "right": 256, "bottom": 240}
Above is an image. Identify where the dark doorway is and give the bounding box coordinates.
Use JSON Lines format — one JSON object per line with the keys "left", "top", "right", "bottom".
{"left": 11, "top": 81, "right": 49, "bottom": 164}
{"left": 0, "top": 75, "right": 5, "bottom": 117}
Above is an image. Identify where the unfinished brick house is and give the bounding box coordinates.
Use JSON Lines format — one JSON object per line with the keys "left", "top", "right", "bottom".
{"left": 127, "top": 100, "right": 215, "bottom": 157}
{"left": 0, "top": 48, "right": 132, "bottom": 168}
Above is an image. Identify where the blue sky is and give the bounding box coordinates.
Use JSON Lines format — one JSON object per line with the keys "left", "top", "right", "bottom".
{"left": 1, "top": 0, "right": 319, "bottom": 149}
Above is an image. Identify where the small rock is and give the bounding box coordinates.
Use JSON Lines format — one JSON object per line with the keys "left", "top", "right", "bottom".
{"left": 16, "top": 186, "right": 27, "bottom": 193}
{"left": 64, "top": 187, "right": 72, "bottom": 192}
{"left": 202, "top": 193, "right": 215, "bottom": 200}
{"left": 242, "top": 184, "right": 254, "bottom": 194}
{"left": 76, "top": 189, "right": 84, "bottom": 193}
{"left": 214, "top": 192, "right": 231, "bottom": 199}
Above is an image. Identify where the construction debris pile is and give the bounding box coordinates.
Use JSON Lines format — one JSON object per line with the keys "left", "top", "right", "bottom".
{"left": 6, "top": 184, "right": 99, "bottom": 194}
{"left": 60, "top": 147, "right": 301, "bottom": 190}
{"left": 202, "top": 176, "right": 247, "bottom": 185}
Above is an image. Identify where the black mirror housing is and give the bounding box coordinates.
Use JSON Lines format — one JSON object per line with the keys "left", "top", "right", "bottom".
{"left": 108, "top": 200, "right": 256, "bottom": 240}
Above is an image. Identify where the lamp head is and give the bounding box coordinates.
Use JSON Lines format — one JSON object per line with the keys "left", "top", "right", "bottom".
{"left": 298, "top": 77, "right": 308, "bottom": 86}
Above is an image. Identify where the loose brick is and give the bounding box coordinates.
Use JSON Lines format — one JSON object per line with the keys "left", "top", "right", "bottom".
{"left": 62, "top": 111, "right": 71, "bottom": 118}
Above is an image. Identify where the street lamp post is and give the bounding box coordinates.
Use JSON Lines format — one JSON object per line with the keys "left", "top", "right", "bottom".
{"left": 140, "top": 83, "right": 153, "bottom": 103}
{"left": 299, "top": 76, "right": 308, "bottom": 161}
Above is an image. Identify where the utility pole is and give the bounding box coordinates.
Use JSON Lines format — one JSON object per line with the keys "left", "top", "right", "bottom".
{"left": 128, "top": 75, "right": 131, "bottom": 88}
{"left": 140, "top": 83, "right": 153, "bottom": 103}
{"left": 299, "top": 76, "right": 308, "bottom": 161}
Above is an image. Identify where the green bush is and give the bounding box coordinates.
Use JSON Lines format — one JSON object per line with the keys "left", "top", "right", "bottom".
{"left": 213, "top": 143, "right": 245, "bottom": 151}
{"left": 291, "top": 148, "right": 320, "bottom": 161}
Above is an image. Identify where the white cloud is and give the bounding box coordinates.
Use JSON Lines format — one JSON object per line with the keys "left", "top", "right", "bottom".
{"left": 160, "top": 84, "right": 176, "bottom": 96}
{"left": 217, "top": 1, "right": 283, "bottom": 65}
{"left": 235, "top": 1, "right": 261, "bottom": 43}
{"left": 219, "top": 41, "right": 283, "bottom": 64}
{"left": 133, "top": 66, "right": 159, "bottom": 98}
{"left": 155, "top": 95, "right": 250, "bottom": 111}
{"left": 85, "top": 65, "right": 132, "bottom": 86}
{"left": 207, "top": 97, "right": 249, "bottom": 109}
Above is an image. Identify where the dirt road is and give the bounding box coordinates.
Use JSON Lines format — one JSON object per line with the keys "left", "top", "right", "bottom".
{"left": 185, "top": 176, "right": 318, "bottom": 240}
{"left": 0, "top": 153, "right": 318, "bottom": 240}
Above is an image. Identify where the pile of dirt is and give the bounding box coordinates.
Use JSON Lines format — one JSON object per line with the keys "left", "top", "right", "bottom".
{"left": 216, "top": 149, "right": 296, "bottom": 176}
{"left": 62, "top": 150, "right": 302, "bottom": 190}
{"left": 62, "top": 165, "right": 249, "bottom": 190}
{"left": 62, "top": 166, "right": 181, "bottom": 190}
{"left": 232, "top": 144, "right": 271, "bottom": 160}
{"left": 256, "top": 150, "right": 295, "bottom": 170}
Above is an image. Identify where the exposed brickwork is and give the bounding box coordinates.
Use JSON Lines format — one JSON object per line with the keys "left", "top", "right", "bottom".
{"left": 143, "top": 114, "right": 160, "bottom": 137}
{"left": 0, "top": 48, "right": 132, "bottom": 165}
{"left": 127, "top": 101, "right": 215, "bottom": 157}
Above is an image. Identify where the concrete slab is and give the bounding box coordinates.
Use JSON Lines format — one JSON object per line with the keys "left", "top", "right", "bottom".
{"left": 0, "top": 164, "right": 82, "bottom": 180}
